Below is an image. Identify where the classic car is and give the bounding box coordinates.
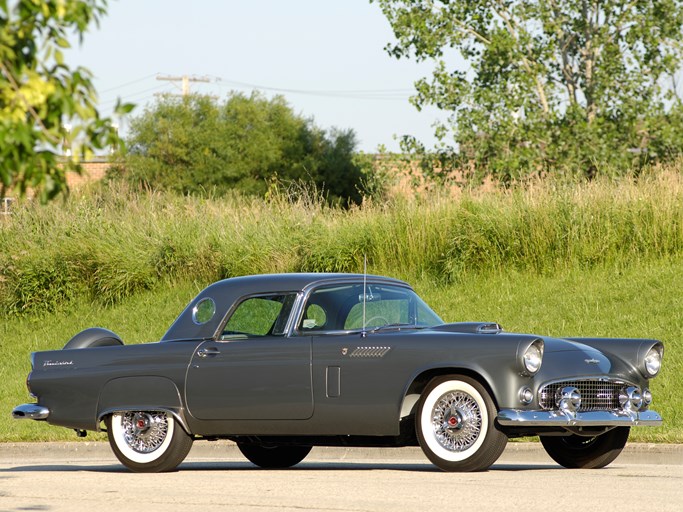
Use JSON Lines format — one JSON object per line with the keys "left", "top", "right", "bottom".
{"left": 13, "top": 273, "right": 664, "bottom": 472}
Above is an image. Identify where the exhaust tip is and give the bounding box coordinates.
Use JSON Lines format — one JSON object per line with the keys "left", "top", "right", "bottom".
{"left": 12, "top": 404, "right": 49, "bottom": 420}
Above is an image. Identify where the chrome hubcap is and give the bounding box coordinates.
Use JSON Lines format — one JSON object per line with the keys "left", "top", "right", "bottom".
{"left": 432, "top": 391, "right": 482, "bottom": 452}
{"left": 120, "top": 412, "right": 169, "bottom": 453}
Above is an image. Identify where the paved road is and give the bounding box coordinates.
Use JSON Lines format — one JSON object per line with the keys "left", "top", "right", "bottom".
{"left": 1, "top": 442, "right": 682, "bottom": 512}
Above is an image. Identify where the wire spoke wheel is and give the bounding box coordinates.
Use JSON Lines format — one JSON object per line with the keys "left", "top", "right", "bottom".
{"left": 431, "top": 390, "right": 483, "bottom": 453}
{"left": 120, "top": 411, "right": 169, "bottom": 453}
{"left": 106, "top": 410, "right": 193, "bottom": 473}
{"left": 416, "top": 375, "right": 507, "bottom": 472}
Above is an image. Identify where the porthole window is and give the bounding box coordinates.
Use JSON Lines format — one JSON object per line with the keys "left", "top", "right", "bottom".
{"left": 192, "top": 297, "right": 216, "bottom": 325}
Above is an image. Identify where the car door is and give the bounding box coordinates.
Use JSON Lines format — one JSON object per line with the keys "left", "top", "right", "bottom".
{"left": 310, "top": 331, "right": 401, "bottom": 434}
{"left": 185, "top": 293, "right": 313, "bottom": 420}
{"left": 298, "top": 282, "right": 422, "bottom": 434}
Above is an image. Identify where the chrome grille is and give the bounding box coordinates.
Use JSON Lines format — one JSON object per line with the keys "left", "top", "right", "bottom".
{"left": 539, "top": 380, "right": 626, "bottom": 411}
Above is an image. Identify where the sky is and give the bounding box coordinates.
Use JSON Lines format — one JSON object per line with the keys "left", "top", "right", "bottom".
{"left": 67, "top": 0, "right": 448, "bottom": 153}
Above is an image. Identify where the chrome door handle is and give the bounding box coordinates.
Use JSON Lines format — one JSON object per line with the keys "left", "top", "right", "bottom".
{"left": 197, "top": 347, "right": 219, "bottom": 358}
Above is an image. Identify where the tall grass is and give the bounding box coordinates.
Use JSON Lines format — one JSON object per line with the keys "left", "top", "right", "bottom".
{"left": 1, "top": 169, "right": 682, "bottom": 442}
{"left": 2, "top": 170, "right": 683, "bottom": 315}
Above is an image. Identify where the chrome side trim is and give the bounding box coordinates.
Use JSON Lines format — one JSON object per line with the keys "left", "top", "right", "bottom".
{"left": 12, "top": 403, "right": 50, "bottom": 420}
{"left": 497, "top": 408, "right": 662, "bottom": 427}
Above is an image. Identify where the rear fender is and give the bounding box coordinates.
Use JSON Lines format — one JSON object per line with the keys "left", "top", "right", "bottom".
{"left": 97, "top": 376, "right": 190, "bottom": 433}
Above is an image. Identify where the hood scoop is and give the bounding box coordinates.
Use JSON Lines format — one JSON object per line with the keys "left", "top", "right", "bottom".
{"left": 431, "top": 322, "right": 503, "bottom": 335}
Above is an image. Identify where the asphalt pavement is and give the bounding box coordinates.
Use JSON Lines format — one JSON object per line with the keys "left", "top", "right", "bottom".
{"left": 1, "top": 441, "right": 682, "bottom": 512}
{"left": 1, "top": 440, "right": 681, "bottom": 465}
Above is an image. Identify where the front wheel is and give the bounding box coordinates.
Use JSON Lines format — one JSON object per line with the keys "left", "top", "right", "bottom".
{"left": 238, "top": 443, "right": 312, "bottom": 469}
{"left": 540, "top": 427, "right": 630, "bottom": 469}
{"left": 106, "top": 411, "right": 193, "bottom": 473}
{"left": 416, "top": 375, "right": 507, "bottom": 472}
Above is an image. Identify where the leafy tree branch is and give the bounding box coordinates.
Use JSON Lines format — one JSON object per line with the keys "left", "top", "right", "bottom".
{"left": 0, "top": 0, "right": 131, "bottom": 201}
{"left": 374, "top": 0, "right": 683, "bottom": 180}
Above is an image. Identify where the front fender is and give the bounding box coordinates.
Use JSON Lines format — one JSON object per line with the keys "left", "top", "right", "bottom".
{"left": 399, "top": 336, "right": 542, "bottom": 414}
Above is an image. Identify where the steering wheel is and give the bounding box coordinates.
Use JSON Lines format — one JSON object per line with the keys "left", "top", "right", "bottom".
{"left": 364, "top": 316, "right": 389, "bottom": 328}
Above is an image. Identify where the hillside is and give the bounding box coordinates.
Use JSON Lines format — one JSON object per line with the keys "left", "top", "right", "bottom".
{"left": 1, "top": 173, "right": 681, "bottom": 442}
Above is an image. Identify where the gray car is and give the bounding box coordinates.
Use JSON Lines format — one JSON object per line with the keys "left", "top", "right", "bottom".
{"left": 13, "top": 273, "right": 664, "bottom": 472}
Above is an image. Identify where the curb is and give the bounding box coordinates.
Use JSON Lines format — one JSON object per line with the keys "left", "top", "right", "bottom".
{"left": 1, "top": 441, "right": 681, "bottom": 466}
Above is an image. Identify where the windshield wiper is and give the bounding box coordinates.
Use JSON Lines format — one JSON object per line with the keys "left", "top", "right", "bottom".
{"left": 368, "top": 323, "right": 426, "bottom": 333}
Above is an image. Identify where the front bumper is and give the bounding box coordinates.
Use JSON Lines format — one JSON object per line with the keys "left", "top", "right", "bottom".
{"left": 12, "top": 403, "right": 50, "bottom": 420}
{"left": 497, "top": 408, "right": 662, "bottom": 427}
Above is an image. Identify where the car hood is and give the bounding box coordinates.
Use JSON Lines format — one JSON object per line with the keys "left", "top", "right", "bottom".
{"left": 543, "top": 336, "right": 602, "bottom": 354}
{"left": 538, "top": 336, "right": 616, "bottom": 377}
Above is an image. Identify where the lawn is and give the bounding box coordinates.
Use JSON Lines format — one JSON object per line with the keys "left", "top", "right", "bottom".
{"left": 2, "top": 174, "right": 681, "bottom": 443}
{"left": 2, "top": 259, "right": 680, "bottom": 443}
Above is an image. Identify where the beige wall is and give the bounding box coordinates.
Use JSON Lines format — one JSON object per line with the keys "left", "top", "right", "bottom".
{"left": 67, "top": 159, "right": 111, "bottom": 189}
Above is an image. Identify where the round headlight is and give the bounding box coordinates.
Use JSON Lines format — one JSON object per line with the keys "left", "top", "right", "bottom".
{"left": 523, "top": 341, "right": 544, "bottom": 375}
{"left": 644, "top": 346, "right": 663, "bottom": 377}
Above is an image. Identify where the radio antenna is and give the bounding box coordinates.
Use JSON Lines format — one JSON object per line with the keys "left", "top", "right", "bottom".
{"left": 362, "top": 254, "right": 367, "bottom": 335}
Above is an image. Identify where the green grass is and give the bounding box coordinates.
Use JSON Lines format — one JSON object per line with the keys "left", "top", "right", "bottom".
{"left": 3, "top": 171, "right": 683, "bottom": 316}
{"left": 1, "top": 171, "right": 682, "bottom": 442}
{"left": 2, "top": 259, "right": 680, "bottom": 443}
{"left": 0, "top": 281, "right": 200, "bottom": 442}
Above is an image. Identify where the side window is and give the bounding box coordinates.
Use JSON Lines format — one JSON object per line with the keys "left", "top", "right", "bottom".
{"left": 415, "top": 299, "right": 442, "bottom": 327}
{"left": 221, "top": 294, "right": 296, "bottom": 339}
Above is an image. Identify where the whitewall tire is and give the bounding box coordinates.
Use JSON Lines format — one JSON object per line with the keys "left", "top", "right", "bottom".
{"left": 416, "top": 375, "right": 507, "bottom": 471}
{"left": 106, "top": 411, "right": 193, "bottom": 472}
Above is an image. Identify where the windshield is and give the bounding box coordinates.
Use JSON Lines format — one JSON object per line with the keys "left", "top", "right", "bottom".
{"left": 297, "top": 283, "right": 443, "bottom": 332}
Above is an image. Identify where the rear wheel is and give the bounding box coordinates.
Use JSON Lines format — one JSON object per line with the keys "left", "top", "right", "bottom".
{"left": 237, "top": 443, "right": 312, "bottom": 469}
{"left": 106, "top": 411, "right": 193, "bottom": 473}
{"left": 416, "top": 375, "right": 507, "bottom": 472}
{"left": 540, "top": 427, "right": 630, "bottom": 469}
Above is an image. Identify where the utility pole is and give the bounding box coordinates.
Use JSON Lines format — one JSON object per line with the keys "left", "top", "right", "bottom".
{"left": 156, "top": 74, "right": 211, "bottom": 97}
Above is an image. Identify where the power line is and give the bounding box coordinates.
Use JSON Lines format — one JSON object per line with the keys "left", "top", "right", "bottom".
{"left": 93, "top": 72, "right": 415, "bottom": 112}
{"left": 208, "top": 75, "right": 413, "bottom": 100}
{"left": 156, "top": 74, "right": 211, "bottom": 96}
{"left": 98, "top": 74, "right": 158, "bottom": 94}
{"left": 98, "top": 83, "right": 172, "bottom": 108}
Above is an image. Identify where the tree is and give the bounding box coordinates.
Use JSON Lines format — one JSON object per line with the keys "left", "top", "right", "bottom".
{"left": 374, "top": 0, "right": 683, "bottom": 180}
{"left": 119, "top": 92, "right": 366, "bottom": 205}
{"left": 0, "top": 0, "right": 129, "bottom": 201}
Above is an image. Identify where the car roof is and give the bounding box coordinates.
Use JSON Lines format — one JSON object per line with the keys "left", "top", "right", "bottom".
{"left": 161, "top": 273, "right": 410, "bottom": 341}
{"left": 203, "top": 273, "right": 408, "bottom": 294}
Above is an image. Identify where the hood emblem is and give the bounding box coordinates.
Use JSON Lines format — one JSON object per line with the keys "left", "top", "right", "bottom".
{"left": 585, "top": 358, "right": 600, "bottom": 365}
